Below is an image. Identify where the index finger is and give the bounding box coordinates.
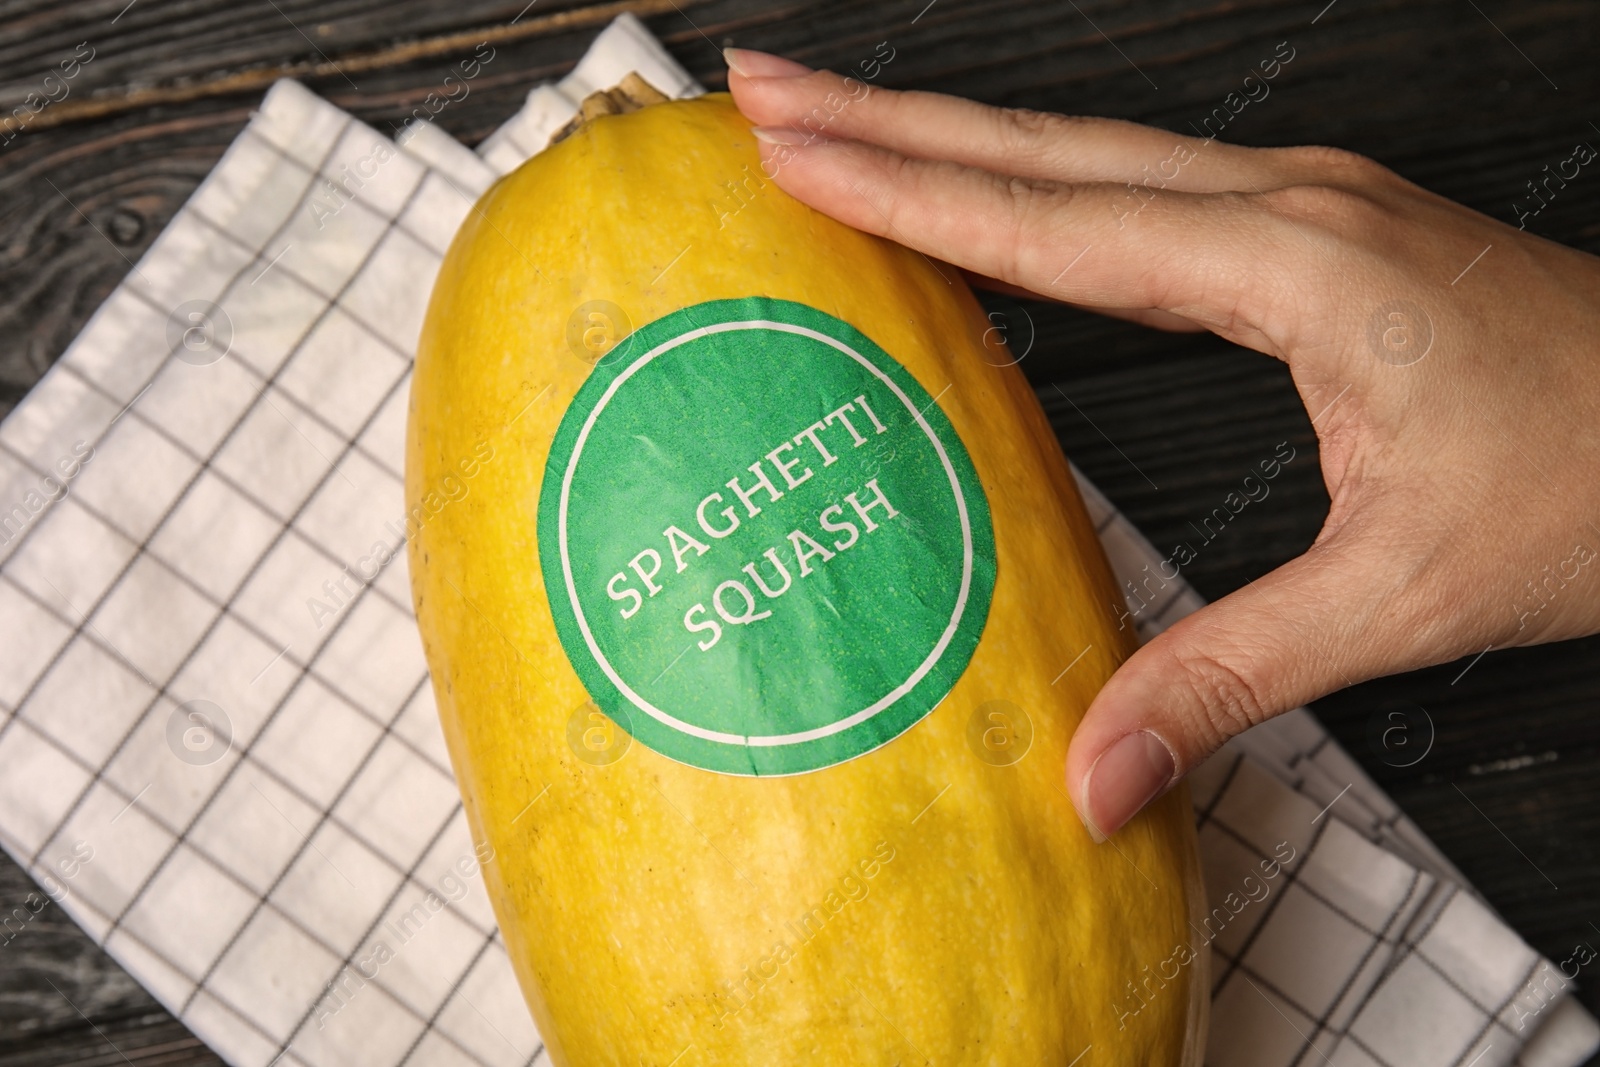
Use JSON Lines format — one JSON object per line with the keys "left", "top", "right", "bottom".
{"left": 749, "top": 129, "right": 1296, "bottom": 348}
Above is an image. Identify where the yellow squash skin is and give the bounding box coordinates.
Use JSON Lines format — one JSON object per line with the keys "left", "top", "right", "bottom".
{"left": 407, "top": 93, "right": 1204, "bottom": 1066}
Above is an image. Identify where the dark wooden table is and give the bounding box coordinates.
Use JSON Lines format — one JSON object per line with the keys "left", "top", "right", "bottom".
{"left": 2, "top": 0, "right": 1597, "bottom": 1063}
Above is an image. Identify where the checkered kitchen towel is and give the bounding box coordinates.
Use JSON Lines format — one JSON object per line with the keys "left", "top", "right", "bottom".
{"left": 0, "top": 13, "right": 1594, "bottom": 1067}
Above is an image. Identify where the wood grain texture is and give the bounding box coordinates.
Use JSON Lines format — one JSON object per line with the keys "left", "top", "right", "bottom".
{"left": 1, "top": 0, "right": 1596, "bottom": 1063}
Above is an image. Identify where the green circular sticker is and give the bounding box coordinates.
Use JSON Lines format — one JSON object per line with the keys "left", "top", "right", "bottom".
{"left": 538, "top": 297, "right": 996, "bottom": 776}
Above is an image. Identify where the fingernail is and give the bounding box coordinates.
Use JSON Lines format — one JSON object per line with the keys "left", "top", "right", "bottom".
{"left": 724, "top": 47, "right": 813, "bottom": 79}
{"left": 1077, "top": 730, "right": 1176, "bottom": 843}
{"left": 751, "top": 125, "right": 824, "bottom": 147}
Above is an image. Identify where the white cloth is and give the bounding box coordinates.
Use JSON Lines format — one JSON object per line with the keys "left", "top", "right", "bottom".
{"left": 0, "top": 13, "right": 1592, "bottom": 1067}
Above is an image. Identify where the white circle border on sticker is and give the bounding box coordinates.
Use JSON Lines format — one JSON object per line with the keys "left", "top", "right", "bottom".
{"left": 557, "top": 320, "right": 976, "bottom": 750}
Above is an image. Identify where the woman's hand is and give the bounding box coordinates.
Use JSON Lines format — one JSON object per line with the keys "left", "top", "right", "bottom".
{"left": 726, "top": 48, "right": 1600, "bottom": 840}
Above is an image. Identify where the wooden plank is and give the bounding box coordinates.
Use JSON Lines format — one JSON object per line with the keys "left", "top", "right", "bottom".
{"left": 0, "top": 858, "right": 219, "bottom": 1065}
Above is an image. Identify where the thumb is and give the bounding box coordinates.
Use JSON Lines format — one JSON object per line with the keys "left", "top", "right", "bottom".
{"left": 1064, "top": 537, "right": 1414, "bottom": 842}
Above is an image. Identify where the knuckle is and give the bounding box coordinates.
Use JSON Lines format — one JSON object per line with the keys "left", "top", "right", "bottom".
{"left": 994, "top": 106, "right": 1081, "bottom": 157}
{"left": 1003, "top": 172, "right": 1054, "bottom": 209}
{"left": 1257, "top": 181, "right": 1392, "bottom": 242}
{"left": 878, "top": 151, "right": 924, "bottom": 226}
{"left": 1281, "top": 143, "right": 1391, "bottom": 183}
{"left": 1260, "top": 182, "right": 1358, "bottom": 221}
{"left": 881, "top": 148, "right": 917, "bottom": 187}
{"left": 999, "top": 105, "right": 1061, "bottom": 136}
{"left": 1163, "top": 646, "right": 1273, "bottom": 749}
{"left": 999, "top": 174, "right": 1074, "bottom": 281}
